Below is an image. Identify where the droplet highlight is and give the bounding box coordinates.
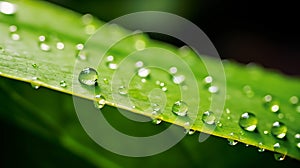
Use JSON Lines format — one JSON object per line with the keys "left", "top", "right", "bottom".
{"left": 239, "top": 112, "right": 258, "bottom": 132}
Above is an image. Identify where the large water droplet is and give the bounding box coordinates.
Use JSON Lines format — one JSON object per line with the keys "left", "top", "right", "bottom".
{"left": 172, "top": 100, "right": 188, "bottom": 116}
{"left": 202, "top": 111, "right": 216, "bottom": 125}
{"left": 118, "top": 86, "right": 128, "bottom": 95}
{"left": 271, "top": 121, "right": 287, "bottom": 139}
{"left": 78, "top": 68, "right": 98, "bottom": 86}
{"left": 94, "top": 95, "right": 106, "bottom": 109}
{"left": 239, "top": 112, "right": 258, "bottom": 132}
{"left": 0, "top": 1, "right": 16, "bottom": 15}
{"left": 274, "top": 153, "right": 285, "bottom": 161}
{"left": 263, "top": 94, "right": 280, "bottom": 112}
{"left": 138, "top": 67, "right": 150, "bottom": 78}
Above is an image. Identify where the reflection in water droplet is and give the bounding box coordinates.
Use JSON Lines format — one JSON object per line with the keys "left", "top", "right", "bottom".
{"left": 274, "top": 153, "right": 285, "bottom": 161}
{"left": 78, "top": 68, "right": 98, "bottom": 86}
{"left": 289, "top": 96, "right": 299, "bottom": 105}
{"left": 239, "top": 112, "right": 258, "bottom": 132}
{"left": 271, "top": 121, "right": 287, "bottom": 139}
{"left": 152, "top": 103, "right": 160, "bottom": 113}
{"left": 172, "top": 75, "right": 185, "bottom": 84}
{"left": 297, "top": 143, "right": 300, "bottom": 149}
{"left": 56, "top": 42, "right": 65, "bottom": 50}
{"left": 106, "top": 55, "right": 114, "bottom": 62}
{"left": 118, "top": 86, "right": 128, "bottom": 95}
{"left": 172, "top": 100, "right": 188, "bottom": 116}
{"left": 94, "top": 95, "right": 106, "bottom": 109}
{"left": 138, "top": 67, "right": 150, "bottom": 78}
{"left": 0, "top": 1, "right": 16, "bottom": 15}
{"left": 227, "top": 139, "right": 238, "bottom": 146}
{"left": 258, "top": 142, "right": 265, "bottom": 152}
{"left": 60, "top": 80, "right": 67, "bottom": 88}
{"left": 202, "top": 111, "right": 216, "bottom": 125}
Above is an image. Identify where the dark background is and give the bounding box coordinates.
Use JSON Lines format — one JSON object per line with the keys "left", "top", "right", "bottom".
{"left": 48, "top": 0, "right": 300, "bottom": 76}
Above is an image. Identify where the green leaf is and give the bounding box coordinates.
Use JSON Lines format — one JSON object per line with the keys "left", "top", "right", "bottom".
{"left": 0, "top": 0, "right": 300, "bottom": 164}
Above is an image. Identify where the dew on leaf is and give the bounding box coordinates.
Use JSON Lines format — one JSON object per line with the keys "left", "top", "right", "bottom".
{"left": 227, "top": 139, "right": 238, "bottom": 146}
{"left": 202, "top": 111, "right": 216, "bottom": 125}
{"left": 172, "top": 100, "right": 188, "bottom": 116}
{"left": 274, "top": 153, "right": 285, "bottom": 161}
{"left": 152, "top": 118, "right": 162, "bottom": 125}
{"left": 94, "top": 94, "right": 106, "bottom": 109}
{"left": 161, "top": 87, "right": 167, "bottom": 92}
{"left": 271, "top": 121, "right": 287, "bottom": 139}
{"left": 172, "top": 75, "right": 185, "bottom": 84}
{"left": 56, "top": 42, "right": 65, "bottom": 50}
{"left": 0, "top": 1, "right": 16, "bottom": 15}
{"left": 40, "top": 43, "right": 51, "bottom": 51}
{"left": 258, "top": 142, "right": 265, "bottom": 152}
{"left": 78, "top": 67, "right": 98, "bottom": 86}
{"left": 11, "top": 33, "right": 20, "bottom": 41}
{"left": 60, "top": 80, "right": 67, "bottom": 88}
{"left": 38, "top": 35, "right": 46, "bottom": 42}
{"left": 76, "top": 43, "right": 84, "bottom": 50}
{"left": 295, "top": 133, "right": 300, "bottom": 139}
{"left": 208, "top": 86, "right": 219, "bottom": 93}
{"left": 138, "top": 67, "right": 150, "bottom": 78}
{"left": 135, "top": 39, "right": 146, "bottom": 51}
{"left": 108, "top": 63, "right": 118, "bottom": 70}
{"left": 169, "top": 67, "right": 177, "bottom": 74}
{"left": 289, "top": 96, "right": 299, "bottom": 105}
{"left": 9, "top": 25, "right": 17, "bottom": 32}
{"left": 135, "top": 61, "right": 143, "bottom": 68}
{"left": 118, "top": 86, "right": 128, "bottom": 95}
{"left": 239, "top": 112, "right": 258, "bottom": 132}
{"left": 30, "top": 77, "right": 40, "bottom": 90}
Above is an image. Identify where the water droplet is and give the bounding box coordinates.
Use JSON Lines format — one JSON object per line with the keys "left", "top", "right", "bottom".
{"left": 273, "top": 142, "right": 281, "bottom": 148}
{"left": 186, "top": 129, "right": 195, "bottom": 135}
{"left": 141, "top": 78, "right": 146, "bottom": 83}
{"left": 159, "top": 82, "right": 165, "bottom": 87}
{"left": 135, "top": 39, "right": 146, "bottom": 51}
{"left": 60, "top": 80, "right": 67, "bottom": 88}
{"left": 263, "top": 95, "right": 280, "bottom": 112}
{"left": 161, "top": 87, "right": 168, "bottom": 92}
{"left": 274, "top": 153, "right": 285, "bottom": 161}
{"left": 138, "top": 67, "right": 150, "bottom": 78}
{"left": 297, "top": 143, "right": 300, "bottom": 149}
{"left": 76, "top": 43, "right": 84, "bottom": 50}
{"left": 135, "top": 61, "right": 144, "bottom": 68}
{"left": 38, "top": 35, "right": 46, "bottom": 42}
{"left": 204, "top": 76, "right": 213, "bottom": 84}
{"left": 172, "top": 100, "right": 188, "bottom": 116}
{"left": 225, "top": 108, "right": 231, "bottom": 114}
{"left": 78, "top": 68, "right": 98, "bottom": 86}
{"left": 0, "top": 1, "right": 16, "bottom": 15}
{"left": 263, "top": 94, "right": 273, "bottom": 102}
{"left": 295, "top": 133, "right": 300, "bottom": 139}
{"left": 31, "top": 77, "right": 40, "bottom": 89}
{"left": 208, "top": 86, "right": 219, "bottom": 93}
{"left": 239, "top": 112, "right": 258, "bottom": 132}
{"left": 85, "top": 24, "right": 96, "bottom": 35}
{"left": 289, "top": 96, "right": 299, "bottom": 105}
{"left": 40, "top": 43, "right": 50, "bottom": 51}
{"left": 227, "top": 139, "right": 238, "bottom": 146}
{"left": 202, "top": 111, "right": 216, "bottom": 125}
{"left": 271, "top": 121, "right": 287, "bottom": 139}
{"left": 118, "top": 86, "right": 128, "bottom": 95}
{"left": 152, "top": 118, "right": 162, "bottom": 125}
{"left": 108, "top": 63, "right": 118, "bottom": 70}
{"left": 155, "top": 80, "right": 161, "bottom": 85}
{"left": 81, "top": 14, "right": 93, "bottom": 25}
{"left": 56, "top": 42, "right": 65, "bottom": 50}
{"left": 152, "top": 103, "right": 160, "bottom": 113}
{"left": 263, "top": 130, "right": 269, "bottom": 135}
{"left": 32, "top": 63, "right": 38, "bottom": 69}
{"left": 258, "top": 142, "right": 265, "bottom": 152}
{"left": 217, "top": 121, "right": 223, "bottom": 127}
{"left": 172, "top": 75, "right": 185, "bottom": 84}
{"left": 9, "top": 25, "right": 17, "bottom": 32}
{"left": 94, "top": 95, "right": 106, "bottom": 109}
{"left": 277, "top": 113, "right": 284, "bottom": 119}
{"left": 271, "top": 104, "right": 280, "bottom": 112}
{"left": 227, "top": 116, "right": 231, "bottom": 120}
{"left": 103, "top": 78, "right": 109, "bottom": 84}
{"left": 11, "top": 33, "right": 20, "bottom": 41}
{"left": 169, "top": 67, "right": 177, "bottom": 74}
{"left": 77, "top": 51, "right": 87, "bottom": 61}
{"left": 106, "top": 55, "right": 114, "bottom": 62}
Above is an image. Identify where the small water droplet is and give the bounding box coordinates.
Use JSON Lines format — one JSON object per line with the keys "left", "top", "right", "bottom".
{"left": 78, "top": 68, "right": 98, "bottom": 86}
{"left": 243, "top": 85, "right": 254, "bottom": 97}
{"left": 161, "top": 87, "right": 168, "bottom": 92}
{"left": 152, "top": 103, "right": 160, "bottom": 113}
{"left": 60, "top": 80, "right": 67, "bottom": 88}
{"left": 38, "top": 35, "right": 46, "bottom": 42}
{"left": 227, "top": 116, "right": 231, "bottom": 120}
{"left": 159, "top": 82, "right": 165, "bottom": 87}
{"left": 263, "top": 130, "right": 269, "bottom": 135}
{"left": 118, "top": 86, "right": 128, "bottom": 95}
{"left": 85, "top": 24, "right": 96, "bottom": 35}
{"left": 106, "top": 55, "right": 114, "bottom": 62}
{"left": 217, "top": 121, "right": 223, "bottom": 127}
{"left": 296, "top": 142, "right": 300, "bottom": 149}
{"left": 225, "top": 108, "right": 231, "bottom": 114}
{"left": 172, "top": 75, "right": 185, "bottom": 84}
{"left": 11, "top": 33, "right": 20, "bottom": 41}
{"left": 31, "top": 77, "right": 40, "bottom": 89}
{"left": 0, "top": 1, "right": 17, "bottom": 15}
{"left": 203, "top": 76, "right": 213, "bottom": 84}
{"left": 9, "top": 25, "right": 17, "bottom": 32}
{"left": 263, "top": 94, "right": 273, "bottom": 102}
{"left": 135, "top": 39, "right": 146, "bottom": 51}
{"left": 271, "top": 104, "right": 280, "bottom": 112}
{"left": 40, "top": 43, "right": 50, "bottom": 51}
{"left": 169, "top": 67, "right": 177, "bottom": 74}
{"left": 289, "top": 96, "right": 299, "bottom": 105}
{"left": 108, "top": 63, "right": 118, "bottom": 70}
{"left": 258, "top": 142, "right": 265, "bottom": 152}
{"left": 297, "top": 106, "right": 300, "bottom": 113}
{"left": 271, "top": 121, "right": 287, "bottom": 139}
{"left": 208, "top": 86, "right": 219, "bottom": 93}
{"left": 81, "top": 14, "right": 93, "bottom": 25}
{"left": 76, "top": 43, "right": 84, "bottom": 50}
{"left": 202, "top": 111, "right": 216, "bottom": 125}
{"left": 172, "top": 100, "right": 188, "bottom": 116}
{"left": 152, "top": 118, "right": 162, "bottom": 125}
{"left": 274, "top": 153, "right": 285, "bottom": 161}
{"left": 186, "top": 129, "right": 195, "bottom": 135}
{"left": 32, "top": 63, "right": 38, "bottom": 69}
{"left": 135, "top": 61, "right": 144, "bottom": 68}
{"left": 227, "top": 139, "right": 238, "bottom": 146}
{"left": 155, "top": 80, "right": 161, "bottom": 85}
{"left": 273, "top": 142, "right": 281, "bottom": 148}
{"left": 103, "top": 78, "right": 109, "bottom": 84}
{"left": 56, "top": 42, "right": 65, "bottom": 50}
{"left": 295, "top": 133, "right": 300, "bottom": 139}
{"left": 239, "top": 112, "right": 258, "bottom": 132}
{"left": 94, "top": 95, "right": 106, "bottom": 109}
{"left": 138, "top": 67, "right": 150, "bottom": 78}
